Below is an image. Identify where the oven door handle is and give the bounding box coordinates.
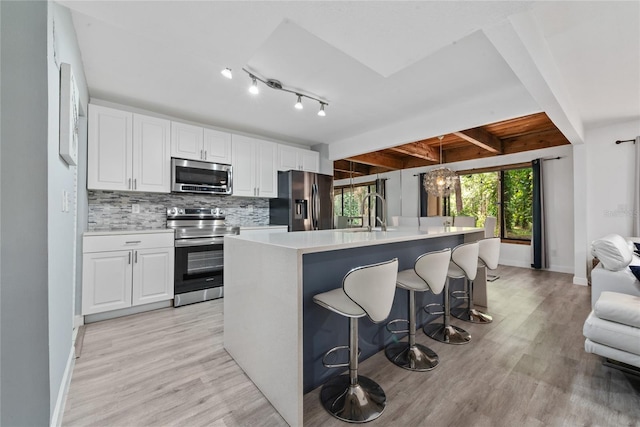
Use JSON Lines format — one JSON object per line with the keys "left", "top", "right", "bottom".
{"left": 175, "top": 237, "right": 225, "bottom": 247}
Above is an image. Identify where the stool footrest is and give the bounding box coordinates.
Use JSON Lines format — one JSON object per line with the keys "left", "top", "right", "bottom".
{"left": 322, "top": 345, "right": 361, "bottom": 369}
{"left": 386, "top": 318, "right": 410, "bottom": 334}
{"left": 450, "top": 290, "right": 469, "bottom": 301}
{"left": 424, "top": 303, "right": 444, "bottom": 316}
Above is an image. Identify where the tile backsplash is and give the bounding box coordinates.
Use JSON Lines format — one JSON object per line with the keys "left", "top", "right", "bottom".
{"left": 88, "top": 191, "right": 269, "bottom": 230}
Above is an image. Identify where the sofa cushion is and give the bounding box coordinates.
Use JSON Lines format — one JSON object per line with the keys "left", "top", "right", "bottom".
{"left": 583, "top": 311, "right": 640, "bottom": 355}
{"left": 591, "top": 234, "right": 633, "bottom": 271}
{"left": 594, "top": 291, "right": 640, "bottom": 328}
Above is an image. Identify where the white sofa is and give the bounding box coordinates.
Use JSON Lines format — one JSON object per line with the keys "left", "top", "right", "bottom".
{"left": 590, "top": 235, "right": 640, "bottom": 307}
{"left": 584, "top": 234, "right": 640, "bottom": 369}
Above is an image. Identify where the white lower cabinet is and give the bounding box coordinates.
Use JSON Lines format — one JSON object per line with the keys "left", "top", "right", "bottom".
{"left": 82, "top": 232, "right": 174, "bottom": 315}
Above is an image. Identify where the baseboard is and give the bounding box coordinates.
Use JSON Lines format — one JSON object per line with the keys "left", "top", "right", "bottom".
{"left": 573, "top": 276, "right": 589, "bottom": 286}
{"left": 499, "top": 259, "right": 530, "bottom": 269}
{"left": 73, "top": 314, "right": 84, "bottom": 329}
{"left": 548, "top": 264, "right": 574, "bottom": 274}
{"left": 50, "top": 346, "right": 75, "bottom": 427}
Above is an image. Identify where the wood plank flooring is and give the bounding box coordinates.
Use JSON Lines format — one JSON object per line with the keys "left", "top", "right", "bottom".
{"left": 63, "top": 266, "right": 640, "bottom": 426}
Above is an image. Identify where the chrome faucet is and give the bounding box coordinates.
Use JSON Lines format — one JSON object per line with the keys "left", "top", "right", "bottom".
{"left": 361, "top": 192, "right": 387, "bottom": 231}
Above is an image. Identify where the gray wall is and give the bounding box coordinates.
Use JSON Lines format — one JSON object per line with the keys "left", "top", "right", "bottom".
{"left": 0, "top": 2, "right": 51, "bottom": 425}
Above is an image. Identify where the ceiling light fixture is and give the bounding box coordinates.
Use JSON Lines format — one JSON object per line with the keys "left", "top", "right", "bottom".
{"left": 241, "top": 68, "right": 328, "bottom": 116}
{"left": 249, "top": 75, "right": 259, "bottom": 95}
{"left": 221, "top": 67, "right": 233, "bottom": 79}
{"left": 318, "top": 103, "right": 326, "bottom": 117}
{"left": 423, "top": 135, "right": 459, "bottom": 197}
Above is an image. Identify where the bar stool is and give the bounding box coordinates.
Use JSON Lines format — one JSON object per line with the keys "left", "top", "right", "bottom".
{"left": 423, "top": 242, "right": 478, "bottom": 344}
{"left": 451, "top": 239, "right": 495, "bottom": 324}
{"left": 313, "top": 258, "right": 399, "bottom": 423}
{"left": 385, "top": 248, "right": 451, "bottom": 371}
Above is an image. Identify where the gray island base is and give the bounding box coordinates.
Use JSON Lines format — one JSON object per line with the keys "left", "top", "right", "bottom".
{"left": 224, "top": 227, "right": 485, "bottom": 426}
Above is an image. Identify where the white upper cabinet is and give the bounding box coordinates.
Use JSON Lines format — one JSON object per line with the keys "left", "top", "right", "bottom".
{"left": 232, "top": 135, "right": 277, "bottom": 198}
{"left": 277, "top": 145, "right": 319, "bottom": 173}
{"left": 133, "top": 114, "right": 171, "bottom": 193}
{"left": 170, "top": 122, "right": 204, "bottom": 161}
{"left": 88, "top": 105, "right": 170, "bottom": 193}
{"left": 203, "top": 128, "right": 232, "bottom": 164}
{"left": 171, "top": 122, "right": 232, "bottom": 164}
{"left": 88, "top": 105, "right": 133, "bottom": 191}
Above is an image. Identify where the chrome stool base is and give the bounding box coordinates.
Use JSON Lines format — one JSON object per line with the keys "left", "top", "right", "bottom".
{"left": 423, "top": 322, "right": 471, "bottom": 345}
{"left": 319, "top": 375, "right": 386, "bottom": 423}
{"left": 450, "top": 307, "right": 493, "bottom": 324}
{"left": 384, "top": 342, "right": 439, "bottom": 371}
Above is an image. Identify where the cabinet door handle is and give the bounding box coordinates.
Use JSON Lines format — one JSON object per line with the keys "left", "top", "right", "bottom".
{"left": 134, "top": 179, "right": 137, "bottom": 189}
{"left": 128, "top": 252, "right": 131, "bottom": 264}
{"left": 200, "top": 149, "right": 203, "bottom": 160}
{"left": 125, "top": 240, "right": 141, "bottom": 244}
{"left": 204, "top": 150, "right": 207, "bottom": 160}
{"left": 134, "top": 251, "right": 138, "bottom": 263}
{"left": 128, "top": 178, "right": 132, "bottom": 189}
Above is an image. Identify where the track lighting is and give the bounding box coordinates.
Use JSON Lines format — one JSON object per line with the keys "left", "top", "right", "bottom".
{"left": 221, "top": 68, "right": 232, "bottom": 79}
{"left": 249, "top": 76, "right": 259, "bottom": 95}
{"left": 240, "top": 68, "right": 328, "bottom": 117}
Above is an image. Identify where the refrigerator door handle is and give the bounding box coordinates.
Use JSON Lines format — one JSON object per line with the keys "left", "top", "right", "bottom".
{"left": 313, "top": 183, "right": 320, "bottom": 230}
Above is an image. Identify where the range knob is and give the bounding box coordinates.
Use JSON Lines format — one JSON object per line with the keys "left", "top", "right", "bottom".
{"left": 167, "top": 207, "right": 178, "bottom": 216}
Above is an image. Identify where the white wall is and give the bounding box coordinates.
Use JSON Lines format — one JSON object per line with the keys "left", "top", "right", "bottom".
{"left": 585, "top": 119, "right": 640, "bottom": 245}
{"left": 47, "top": 3, "right": 90, "bottom": 424}
{"left": 338, "top": 144, "right": 574, "bottom": 274}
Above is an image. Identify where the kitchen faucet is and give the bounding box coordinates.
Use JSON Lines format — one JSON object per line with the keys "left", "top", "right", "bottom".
{"left": 361, "top": 192, "right": 387, "bottom": 231}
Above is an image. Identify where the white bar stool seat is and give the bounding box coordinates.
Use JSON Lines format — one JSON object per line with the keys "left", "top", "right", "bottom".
{"left": 385, "top": 249, "right": 451, "bottom": 371}
{"left": 450, "top": 240, "right": 493, "bottom": 324}
{"left": 424, "top": 242, "right": 479, "bottom": 344}
{"left": 313, "top": 258, "right": 399, "bottom": 424}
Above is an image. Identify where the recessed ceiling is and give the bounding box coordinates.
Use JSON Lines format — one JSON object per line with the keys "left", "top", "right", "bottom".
{"left": 61, "top": 1, "right": 639, "bottom": 156}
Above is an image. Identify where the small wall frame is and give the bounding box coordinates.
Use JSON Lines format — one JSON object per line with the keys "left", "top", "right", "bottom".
{"left": 59, "top": 62, "right": 79, "bottom": 166}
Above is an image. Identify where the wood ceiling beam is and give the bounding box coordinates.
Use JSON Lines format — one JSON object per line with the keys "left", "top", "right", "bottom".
{"left": 453, "top": 128, "right": 503, "bottom": 154}
{"left": 333, "top": 160, "right": 370, "bottom": 176}
{"left": 345, "top": 152, "right": 404, "bottom": 170}
{"left": 389, "top": 141, "right": 439, "bottom": 162}
{"left": 502, "top": 129, "right": 570, "bottom": 153}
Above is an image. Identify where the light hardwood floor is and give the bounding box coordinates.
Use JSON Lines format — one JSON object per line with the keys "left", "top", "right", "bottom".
{"left": 63, "top": 266, "right": 640, "bottom": 426}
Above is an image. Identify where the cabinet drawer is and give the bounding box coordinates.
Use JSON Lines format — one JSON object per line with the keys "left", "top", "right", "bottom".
{"left": 84, "top": 232, "right": 174, "bottom": 253}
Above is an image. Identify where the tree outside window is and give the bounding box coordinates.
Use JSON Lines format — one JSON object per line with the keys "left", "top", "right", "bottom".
{"left": 449, "top": 167, "right": 532, "bottom": 242}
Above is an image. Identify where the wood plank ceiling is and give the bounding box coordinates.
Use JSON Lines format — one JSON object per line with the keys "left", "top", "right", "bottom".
{"left": 333, "top": 112, "right": 570, "bottom": 179}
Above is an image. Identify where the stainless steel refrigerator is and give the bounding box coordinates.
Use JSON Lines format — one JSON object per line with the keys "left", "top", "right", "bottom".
{"left": 269, "top": 170, "right": 334, "bottom": 231}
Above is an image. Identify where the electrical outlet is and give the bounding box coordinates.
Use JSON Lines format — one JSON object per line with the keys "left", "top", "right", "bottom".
{"left": 248, "top": 205, "right": 254, "bottom": 212}
{"left": 132, "top": 204, "right": 140, "bottom": 214}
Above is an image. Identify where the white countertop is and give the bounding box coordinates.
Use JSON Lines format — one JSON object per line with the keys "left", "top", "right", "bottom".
{"left": 227, "top": 226, "right": 483, "bottom": 254}
{"left": 237, "top": 225, "right": 288, "bottom": 230}
{"left": 84, "top": 228, "right": 174, "bottom": 236}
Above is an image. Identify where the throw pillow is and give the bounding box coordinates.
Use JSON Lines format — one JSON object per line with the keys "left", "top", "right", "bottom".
{"left": 591, "top": 234, "right": 633, "bottom": 271}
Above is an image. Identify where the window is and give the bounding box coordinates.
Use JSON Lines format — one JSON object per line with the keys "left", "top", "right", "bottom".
{"left": 448, "top": 166, "right": 533, "bottom": 242}
{"left": 334, "top": 182, "right": 377, "bottom": 227}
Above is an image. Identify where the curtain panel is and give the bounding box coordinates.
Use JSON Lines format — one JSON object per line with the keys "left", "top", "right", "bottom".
{"left": 531, "top": 159, "right": 549, "bottom": 269}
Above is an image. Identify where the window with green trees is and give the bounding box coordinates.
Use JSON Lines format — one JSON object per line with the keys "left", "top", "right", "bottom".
{"left": 449, "top": 166, "right": 533, "bottom": 241}
{"left": 334, "top": 182, "right": 377, "bottom": 226}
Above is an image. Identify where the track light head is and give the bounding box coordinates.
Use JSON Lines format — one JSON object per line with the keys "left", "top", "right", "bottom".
{"left": 249, "top": 76, "right": 259, "bottom": 95}
{"left": 221, "top": 68, "right": 232, "bottom": 79}
{"left": 317, "top": 103, "right": 326, "bottom": 117}
{"left": 294, "top": 95, "right": 303, "bottom": 110}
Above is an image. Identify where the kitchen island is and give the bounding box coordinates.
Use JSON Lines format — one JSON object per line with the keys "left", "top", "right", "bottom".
{"left": 223, "top": 226, "right": 485, "bottom": 426}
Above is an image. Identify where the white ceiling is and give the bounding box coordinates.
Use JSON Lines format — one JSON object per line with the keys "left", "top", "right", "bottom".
{"left": 61, "top": 1, "right": 639, "bottom": 156}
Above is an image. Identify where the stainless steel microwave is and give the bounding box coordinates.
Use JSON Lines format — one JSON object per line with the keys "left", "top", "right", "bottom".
{"left": 171, "top": 158, "right": 233, "bottom": 195}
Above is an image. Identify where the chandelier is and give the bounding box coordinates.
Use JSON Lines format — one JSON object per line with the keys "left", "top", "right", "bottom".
{"left": 423, "top": 136, "right": 458, "bottom": 197}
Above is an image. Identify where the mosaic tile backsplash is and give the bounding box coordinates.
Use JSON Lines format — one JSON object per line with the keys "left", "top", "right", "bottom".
{"left": 88, "top": 191, "right": 270, "bottom": 230}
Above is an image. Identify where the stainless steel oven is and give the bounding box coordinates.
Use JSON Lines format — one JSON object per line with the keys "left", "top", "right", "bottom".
{"left": 167, "top": 207, "right": 239, "bottom": 307}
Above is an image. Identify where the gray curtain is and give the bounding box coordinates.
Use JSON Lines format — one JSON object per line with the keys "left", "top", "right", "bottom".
{"left": 531, "top": 159, "right": 548, "bottom": 269}
{"left": 634, "top": 136, "right": 640, "bottom": 236}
